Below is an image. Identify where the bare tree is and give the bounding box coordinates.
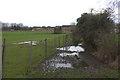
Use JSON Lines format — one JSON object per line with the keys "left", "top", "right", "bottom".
{"left": 108, "top": 0, "right": 119, "bottom": 8}
{"left": 108, "top": 0, "right": 120, "bottom": 22}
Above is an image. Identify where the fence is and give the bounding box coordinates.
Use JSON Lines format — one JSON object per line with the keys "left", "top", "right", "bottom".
{"left": 2, "top": 33, "right": 72, "bottom": 78}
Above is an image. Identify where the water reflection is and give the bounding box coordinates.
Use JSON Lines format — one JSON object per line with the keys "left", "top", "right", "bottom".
{"left": 59, "top": 52, "right": 79, "bottom": 57}
{"left": 50, "top": 63, "right": 73, "bottom": 68}
{"left": 12, "top": 41, "right": 39, "bottom": 45}
{"left": 43, "top": 43, "right": 85, "bottom": 69}
{"left": 56, "top": 45, "right": 84, "bottom": 52}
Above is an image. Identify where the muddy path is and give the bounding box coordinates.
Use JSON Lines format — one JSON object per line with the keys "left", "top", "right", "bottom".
{"left": 42, "top": 52, "right": 104, "bottom": 75}
{"left": 26, "top": 44, "right": 119, "bottom": 78}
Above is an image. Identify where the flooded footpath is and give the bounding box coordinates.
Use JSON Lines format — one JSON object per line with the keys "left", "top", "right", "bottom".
{"left": 25, "top": 43, "right": 118, "bottom": 78}
{"left": 42, "top": 44, "right": 83, "bottom": 71}
{"left": 42, "top": 43, "right": 102, "bottom": 75}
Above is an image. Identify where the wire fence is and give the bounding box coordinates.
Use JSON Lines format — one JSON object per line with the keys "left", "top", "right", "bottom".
{"left": 2, "top": 34, "right": 72, "bottom": 78}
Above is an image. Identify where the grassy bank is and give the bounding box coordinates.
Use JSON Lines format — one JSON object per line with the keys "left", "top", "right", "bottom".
{"left": 23, "top": 64, "right": 119, "bottom": 78}
{"left": 2, "top": 31, "right": 68, "bottom": 78}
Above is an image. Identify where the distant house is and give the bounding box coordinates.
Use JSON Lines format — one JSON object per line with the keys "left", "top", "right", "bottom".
{"left": 55, "top": 25, "right": 75, "bottom": 31}
{"left": 32, "top": 25, "right": 75, "bottom": 31}
{"left": 62, "top": 25, "right": 71, "bottom": 31}
{"left": 32, "top": 27, "right": 41, "bottom": 31}
{"left": 46, "top": 26, "right": 54, "bottom": 31}
{"left": 32, "top": 26, "right": 54, "bottom": 31}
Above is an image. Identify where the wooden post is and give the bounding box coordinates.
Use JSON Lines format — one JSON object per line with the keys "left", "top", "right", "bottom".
{"left": 2, "top": 39, "right": 5, "bottom": 65}
{"left": 2, "top": 38, "right": 6, "bottom": 78}
{"left": 31, "top": 40, "right": 32, "bottom": 64}
{"left": 45, "top": 39, "right": 47, "bottom": 58}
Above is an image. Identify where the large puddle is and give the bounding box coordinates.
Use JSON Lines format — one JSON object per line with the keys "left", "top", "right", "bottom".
{"left": 59, "top": 52, "right": 79, "bottom": 57}
{"left": 50, "top": 63, "right": 72, "bottom": 68}
{"left": 56, "top": 45, "right": 85, "bottom": 52}
{"left": 43, "top": 55, "right": 73, "bottom": 69}
{"left": 43, "top": 43, "right": 85, "bottom": 70}
{"left": 12, "top": 41, "right": 39, "bottom": 45}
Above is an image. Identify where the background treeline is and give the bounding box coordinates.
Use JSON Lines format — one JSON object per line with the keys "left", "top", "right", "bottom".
{"left": 2, "top": 26, "right": 32, "bottom": 31}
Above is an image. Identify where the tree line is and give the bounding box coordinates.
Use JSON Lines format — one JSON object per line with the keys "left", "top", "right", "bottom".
{"left": 2, "top": 26, "right": 32, "bottom": 31}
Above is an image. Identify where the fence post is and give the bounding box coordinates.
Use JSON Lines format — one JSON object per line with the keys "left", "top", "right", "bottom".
{"left": 65, "top": 35, "right": 67, "bottom": 50}
{"left": 54, "top": 35, "right": 55, "bottom": 49}
{"left": 45, "top": 39, "right": 47, "bottom": 58}
{"left": 70, "top": 33, "right": 71, "bottom": 45}
{"left": 31, "top": 40, "right": 32, "bottom": 64}
{"left": 2, "top": 38, "right": 6, "bottom": 78}
{"left": 63, "top": 35, "right": 64, "bottom": 50}
{"left": 59, "top": 36, "right": 60, "bottom": 48}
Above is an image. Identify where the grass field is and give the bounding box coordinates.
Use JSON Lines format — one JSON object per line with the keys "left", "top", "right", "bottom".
{"left": 2, "top": 31, "right": 70, "bottom": 78}
{"left": 2, "top": 31, "right": 119, "bottom": 78}
{"left": 2, "top": 31, "right": 66, "bottom": 43}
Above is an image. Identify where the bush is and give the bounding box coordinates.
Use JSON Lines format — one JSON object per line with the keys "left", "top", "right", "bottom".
{"left": 54, "top": 27, "right": 62, "bottom": 34}
{"left": 96, "top": 34, "right": 118, "bottom": 63}
{"left": 72, "top": 27, "right": 83, "bottom": 46}
{"left": 72, "top": 8, "right": 119, "bottom": 68}
{"left": 73, "top": 8, "right": 114, "bottom": 51}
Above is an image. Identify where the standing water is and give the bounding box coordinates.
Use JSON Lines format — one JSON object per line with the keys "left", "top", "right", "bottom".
{"left": 43, "top": 43, "right": 85, "bottom": 70}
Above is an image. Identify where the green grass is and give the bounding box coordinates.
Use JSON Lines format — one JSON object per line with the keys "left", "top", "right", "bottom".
{"left": 2, "top": 31, "right": 69, "bottom": 78}
{"left": 118, "top": 34, "right": 120, "bottom": 42}
{"left": 25, "top": 66, "right": 119, "bottom": 78}
{"left": 2, "top": 31, "right": 65, "bottom": 43}
{"left": 21, "top": 65, "right": 91, "bottom": 78}
{"left": 97, "top": 68, "right": 119, "bottom": 78}
{"left": 72, "top": 61, "right": 89, "bottom": 68}
{"left": 3, "top": 31, "right": 118, "bottom": 78}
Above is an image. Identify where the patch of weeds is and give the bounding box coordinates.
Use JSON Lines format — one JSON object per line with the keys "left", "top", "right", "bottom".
{"left": 97, "top": 69, "right": 108, "bottom": 78}
{"left": 74, "top": 55, "right": 80, "bottom": 59}
{"left": 97, "top": 69, "right": 119, "bottom": 78}
{"left": 16, "top": 72, "right": 28, "bottom": 78}
{"left": 29, "top": 69, "right": 37, "bottom": 75}
{"left": 72, "top": 61, "right": 89, "bottom": 68}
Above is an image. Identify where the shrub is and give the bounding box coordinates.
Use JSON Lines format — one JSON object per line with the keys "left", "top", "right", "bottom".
{"left": 54, "top": 27, "right": 62, "bottom": 34}
{"left": 72, "top": 8, "right": 119, "bottom": 68}
{"left": 73, "top": 9, "right": 114, "bottom": 52}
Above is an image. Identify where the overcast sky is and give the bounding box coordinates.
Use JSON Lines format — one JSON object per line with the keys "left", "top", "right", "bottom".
{"left": 0, "top": 0, "right": 110, "bottom": 27}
